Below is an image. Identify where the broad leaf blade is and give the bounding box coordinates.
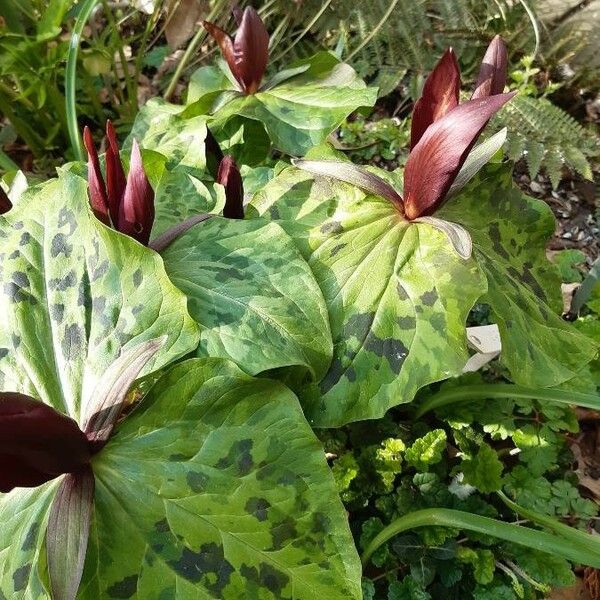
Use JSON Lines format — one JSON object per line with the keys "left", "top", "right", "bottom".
{"left": 47, "top": 466, "right": 95, "bottom": 600}
{"left": 250, "top": 166, "right": 486, "bottom": 426}
{"left": 161, "top": 218, "right": 333, "bottom": 379}
{"left": 83, "top": 337, "right": 166, "bottom": 446}
{"left": 0, "top": 172, "right": 200, "bottom": 422}
{"left": 80, "top": 359, "right": 361, "bottom": 599}
{"left": 0, "top": 482, "right": 59, "bottom": 598}
{"left": 440, "top": 164, "right": 598, "bottom": 386}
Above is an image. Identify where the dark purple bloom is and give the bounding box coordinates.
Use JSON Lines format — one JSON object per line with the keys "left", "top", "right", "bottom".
{"left": 0, "top": 185, "right": 12, "bottom": 215}
{"left": 218, "top": 156, "right": 244, "bottom": 219}
{"left": 203, "top": 6, "right": 269, "bottom": 95}
{"left": 0, "top": 392, "right": 91, "bottom": 493}
{"left": 83, "top": 124, "right": 155, "bottom": 245}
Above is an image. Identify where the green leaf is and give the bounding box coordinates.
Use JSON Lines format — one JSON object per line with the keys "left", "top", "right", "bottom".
{"left": 249, "top": 165, "right": 486, "bottom": 426}
{"left": 553, "top": 249, "right": 586, "bottom": 283}
{"left": 439, "top": 164, "right": 598, "bottom": 388}
{"left": 160, "top": 217, "right": 333, "bottom": 379}
{"left": 457, "top": 547, "right": 495, "bottom": 584}
{"left": 186, "top": 53, "right": 378, "bottom": 156}
{"left": 0, "top": 482, "right": 59, "bottom": 598}
{"left": 461, "top": 443, "right": 503, "bottom": 493}
{"left": 0, "top": 172, "right": 200, "bottom": 422}
{"left": 78, "top": 359, "right": 361, "bottom": 598}
{"left": 405, "top": 430, "right": 447, "bottom": 472}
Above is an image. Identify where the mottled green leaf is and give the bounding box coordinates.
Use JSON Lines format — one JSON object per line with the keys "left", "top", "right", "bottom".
{"left": 0, "top": 172, "right": 200, "bottom": 422}
{"left": 249, "top": 165, "right": 486, "bottom": 426}
{"left": 439, "top": 164, "right": 598, "bottom": 387}
{"left": 126, "top": 100, "right": 225, "bottom": 238}
{"left": 0, "top": 482, "right": 58, "bottom": 599}
{"left": 78, "top": 359, "right": 361, "bottom": 599}
{"left": 186, "top": 53, "right": 377, "bottom": 156}
{"left": 161, "top": 217, "right": 333, "bottom": 379}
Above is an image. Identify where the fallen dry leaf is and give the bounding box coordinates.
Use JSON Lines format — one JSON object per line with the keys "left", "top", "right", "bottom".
{"left": 165, "top": 0, "right": 206, "bottom": 49}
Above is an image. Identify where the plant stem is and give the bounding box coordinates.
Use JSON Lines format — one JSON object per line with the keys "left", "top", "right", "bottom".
{"left": 414, "top": 383, "right": 600, "bottom": 419}
{"left": 66, "top": 0, "right": 101, "bottom": 162}
{"left": 164, "top": 0, "right": 229, "bottom": 101}
{"left": 361, "top": 507, "right": 600, "bottom": 568}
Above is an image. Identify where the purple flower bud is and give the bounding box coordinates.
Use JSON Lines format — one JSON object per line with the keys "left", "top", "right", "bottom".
{"left": 118, "top": 140, "right": 155, "bottom": 245}
{"left": 218, "top": 156, "right": 244, "bottom": 219}
{"left": 0, "top": 392, "right": 91, "bottom": 493}
{"left": 204, "top": 6, "right": 269, "bottom": 95}
{"left": 0, "top": 185, "right": 12, "bottom": 215}
{"left": 83, "top": 126, "right": 110, "bottom": 226}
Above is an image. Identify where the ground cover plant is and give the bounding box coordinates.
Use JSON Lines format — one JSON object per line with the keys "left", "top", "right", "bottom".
{"left": 1, "top": 2, "right": 600, "bottom": 599}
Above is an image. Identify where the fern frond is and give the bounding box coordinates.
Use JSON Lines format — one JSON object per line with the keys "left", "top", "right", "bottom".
{"left": 494, "top": 95, "right": 599, "bottom": 187}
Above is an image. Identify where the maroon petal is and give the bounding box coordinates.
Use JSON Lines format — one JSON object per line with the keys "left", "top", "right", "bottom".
{"left": 232, "top": 7, "right": 269, "bottom": 94}
{"left": 118, "top": 140, "right": 155, "bottom": 245}
{"left": 404, "top": 92, "right": 516, "bottom": 220}
{"left": 218, "top": 156, "right": 244, "bottom": 219}
{"left": 105, "top": 121, "right": 127, "bottom": 226}
{"left": 203, "top": 20, "right": 238, "bottom": 85}
{"left": 472, "top": 35, "right": 508, "bottom": 99}
{"left": 0, "top": 392, "right": 91, "bottom": 493}
{"left": 83, "top": 127, "right": 110, "bottom": 226}
{"left": 410, "top": 48, "right": 461, "bottom": 149}
{"left": 205, "top": 126, "right": 224, "bottom": 180}
{"left": 0, "top": 185, "right": 12, "bottom": 215}
{"left": 232, "top": 4, "right": 243, "bottom": 26}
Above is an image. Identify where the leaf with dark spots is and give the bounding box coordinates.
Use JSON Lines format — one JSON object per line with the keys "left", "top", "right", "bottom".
{"left": 365, "top": 335, "right": 409, "bottom": 374}
{"left": 80, "top": 359, "right": 361, "bottom": 599}
{"left": 245, "top": 497, "right": 271, "bottom": 522}
{"left": 240, "top": 563, "right": 290, "bottom": 596}
{"left": 21, "top": 523, "right": 39, "bottom": 552}
{"left": 51, "top": 233, "right": 73, "bottom": 258}
{"left": 12, "top": 564, "right": 31, "bottom": 592}
{"left": 0, "top": 170, "right": 199, "bottom": 423}
{"left": 161, "top": 217, "right": 332, "bottom": 379}
{"left": 440, "top": 163, "right": 599, "bottom": 387}
{"left": 132, "top": 268, "right": 143, "bottom": 287}
{"left": 106, "top": 575, "right": 138, "bottom": 599}
{"left": 420, "top": 289, "right": 438, "bottom": 306}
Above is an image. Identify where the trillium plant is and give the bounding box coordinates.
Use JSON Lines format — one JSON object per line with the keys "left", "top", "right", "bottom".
{"left": 0, "top": 8, "right": 598, "bottom": 600}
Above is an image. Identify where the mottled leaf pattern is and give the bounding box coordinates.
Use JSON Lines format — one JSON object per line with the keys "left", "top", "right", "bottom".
{"left": 78, "top": 359, "right": 361, "bottom": 599}
{"left": 161, "top": 217, "right": 333, "bottom": 379}
{"left": 126, "top": 101, "right": 225, "bottom": 238}
{"left": 0, "top": 481, "right": 58, "bottom": 599}
{"left": 249, "top": 167, "right": 486, "bottom": 426}
{"left": 0, "top": 172, "right": 200, "bottom": 422}
{"left": 439, "top": 164, "right": 598, "bottom": 386}
{"left": 186, "top": 53, "right": 377, "bottom": 156}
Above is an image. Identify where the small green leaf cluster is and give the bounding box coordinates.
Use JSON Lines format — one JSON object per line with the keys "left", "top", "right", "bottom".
{"left": 322, "top": 369, "right": 597, "bottom": 599}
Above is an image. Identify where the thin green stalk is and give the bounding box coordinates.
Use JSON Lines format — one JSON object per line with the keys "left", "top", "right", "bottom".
{"left": 66, "top": 0, "right": 101, "bottom": 161}
{"left": 361, "top": 508, "right": 600, "bottom": 568}
{"left": 0, "top": 148, "right": 19, "bottom": 173}
{"left": 518, "top": 0, "right": 540, "bottom": 60}
{"left": 414, "top": 384, "right": 600, "bottom": 419}
{"left": 271, "top": 0, "right": 334, "bottom": 63}
{"left": 347, "top": 0, "right": 401, "bottom": 61}
{"left": 133, "top": 1, "right": 163, "bottom": 100}
{"left": 164, "top": 0, "right": 229, "bottom": 101}
{"left": 101, "top": 0, "right": 137, "bottom": 116}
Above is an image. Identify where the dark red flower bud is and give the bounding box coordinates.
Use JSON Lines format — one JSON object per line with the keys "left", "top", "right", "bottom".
{"left": 205, "top": 126, "right": 225, "bottom": 180}
{"left": 118, "top": 140, "right": 155, "bottom": 245}
{"left": 404, "top": 93, "right": 516, "bottom": 220}
{"left": 472, "top": 35, "right": 508, "bottom": 100}
{"left": 0, "top": 185, "right": 12, "bottom": 215}
{"left": 218, "top": 155, "right": 244, "bottom": 219}
{"left": 83, "top": 127, "right": 110, "bottom": 226}
{"left": 105, "top": 120, "right": 127, "bottom": 226}
{"left": 203, "top": 6, "right": 269, "bottom": 95}
{"left": 410, "top": 48, "right": 461, "bottom": 149}
{"left": 0, "top": 392, "right": 91, "bottom": 493}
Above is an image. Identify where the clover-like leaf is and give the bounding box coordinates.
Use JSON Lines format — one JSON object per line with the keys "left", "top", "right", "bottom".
{"left": 186, "top": 52, "right": 377, "bottom": 156}
{"left": 249, "top": 164, "right": 486, "bottom": 426}
{"left": 439, "top": 163, "right": 598, "bottom": 386}
{"left": 161, "top": 217, "right": 333, "bottom": 379}
{"left": 79, "top": 358, "right": 361, "bottom": 598}
{"left": 0, "top": 171, "right": 200, "bottom": 422}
